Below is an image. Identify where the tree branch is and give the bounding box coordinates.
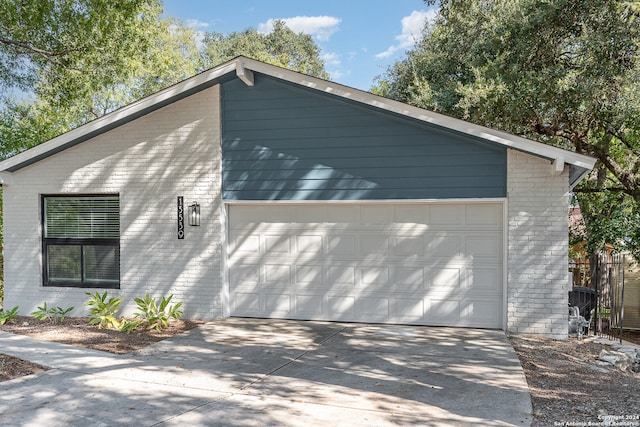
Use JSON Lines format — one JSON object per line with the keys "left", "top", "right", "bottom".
{"left": 605, "top": 124, "right": 640, "bottom": 158}
{"left": 573, "top": 187, "right": 629, "bottom": 193}
{"left": 0, "top": 37, "right": 86, "bottom": 58}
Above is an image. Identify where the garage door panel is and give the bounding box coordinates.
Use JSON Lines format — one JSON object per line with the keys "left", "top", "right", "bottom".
{"left": 326, "top": 206, "right": 357, "bottom": 223}
{"left": 328, "top": 296, "right": 355, "bottom": 319}
{"left": 360, "top": 205, "right": 391, "bottom": 224}
{"left": 229, "top": 202, "right": 503, "bottom": 328}
{"left": 357, "top": 297, "right": 390, "bottom": 322}
{"left": 291, "top": 205, "right": 323, "bottom": 223}
{"left": 392, "top": 267, "right": 425, "bottom": 290}
{"left": 232, "top": 292, "right": 262, "bottom": 315}
{"left": 429, "top": 267, "right": 461, "bottom": 289}
{"left": 296, "top": 265, "right": 323, "bottom": 286}
{"left": 229, "top": 264, "right": 260, "bottom": 286}
{"left": 260, "top": 205, "right": 292, "bottom": 223}
{"left": 431, "top": 205, "right": 464, "bottom": 226}
{"left": 466, "top": 204, "right": 503, "bottom": 228}
{"left": 360, "top": 266, "right": 390, "bottom": 287}
{"left": 359, "top": 235, "right": 390, "bottom": 255}
{"left": 296, "top": 295, "right": 324, "bottom": 316}
{"left": 264, "top": 294, "right": 292, "bottom": 316}
{"left": 427, "top": 299, "right": 461, "bottom": 323}
{"left": 393, "top": 205, "right": 426, "bottom": 224}
{"left": 464, "top": 267, "right": 502, "bottom": 291}
{"left": 392, "top": 298, "right": 425, "bottom": 322}
{"left": 228, "top": 206, "right": 260, "bottom": 226}
{"left": 230, "top": 234, "right": 260, "bottom": 254}
{"left": 264, "top": 235, "right": 292, "bottom": 254}
{"left": 327, "top": 265, "right": 357, "bottom": 287}
{"left": 296, "top": 235, "right": 323, "bottom": 253}
{"left": 392, "top": 236, "right": 425, "bottom": 257}
{"left": 461, "top": 299, "right": 502, "bottom": 328}
{"left": 466, "top": 234, "right": 501, "bottom": 259}
{"left": 264, "top": 264, "right": 291, "bottom": 284}
{"left": 427, "top": 234, "right": 461, "bottom": 257}
{"left": 327, "top": 235, "right": 357, "bottom": 255}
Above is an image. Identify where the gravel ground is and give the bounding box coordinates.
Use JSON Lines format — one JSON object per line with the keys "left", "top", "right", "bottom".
{"left": 1, "top": 318, "right": 639, "bottom": 426}
{"left": 510, "top": 335, "right": 640, "bottom": 427}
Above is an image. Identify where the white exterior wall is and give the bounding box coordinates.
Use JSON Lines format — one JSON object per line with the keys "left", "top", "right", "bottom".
{"left": 507, "top": 150, "right": 570, "bottom": 339}
{"left": 2, "top": 85, "right": 224, "bottom": 319}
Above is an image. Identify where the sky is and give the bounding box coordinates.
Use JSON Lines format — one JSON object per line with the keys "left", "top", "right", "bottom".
{"left": 162, "top": 0, "right": 438, "bottom": 91}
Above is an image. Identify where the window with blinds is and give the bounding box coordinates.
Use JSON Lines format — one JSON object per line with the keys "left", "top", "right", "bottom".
{"left": 42, "top": 195, "right": 120, "bottom": 288}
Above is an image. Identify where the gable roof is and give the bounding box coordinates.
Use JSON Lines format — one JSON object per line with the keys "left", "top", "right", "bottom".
{"left": 0, "top": 56, "right": 595, "bottom": 188}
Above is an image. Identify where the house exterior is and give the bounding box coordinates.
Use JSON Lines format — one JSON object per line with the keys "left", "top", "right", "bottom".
{"left": 0, "top": 57, "right": 596, "bottom": 339}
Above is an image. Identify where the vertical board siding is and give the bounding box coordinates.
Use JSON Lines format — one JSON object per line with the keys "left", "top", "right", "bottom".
{"left": 222, "top": 75, "right": 506, "bottom": 201}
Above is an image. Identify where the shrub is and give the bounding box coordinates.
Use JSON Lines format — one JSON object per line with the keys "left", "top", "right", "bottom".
{"left": 31, "top": 302, "right": 74, "bottom": 323}
{"left": 84, "top": 291, "right": 123, "bottom": 329}
{"left": 0, "top": 306, "right": 19, "bottom": 325}
{"left": 119, "top": 318, "right": 143, "bottom": 334}
{"left": 122, "top": 293, "right": 183, "bottom": 333}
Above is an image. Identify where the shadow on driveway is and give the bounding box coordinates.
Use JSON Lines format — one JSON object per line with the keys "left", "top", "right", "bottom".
{"left": 0, "top": 319, "right": 532, "bottom": 426}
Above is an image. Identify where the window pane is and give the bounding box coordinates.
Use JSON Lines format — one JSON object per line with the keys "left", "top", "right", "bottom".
{"left": 83, "top": 245, "right": 120, "bottom": 283}
{"left": 47, "top": 245, "right": 81, "bottom": 282}
{"left": 45, "top": 196, "right": 119, "bottom": 239}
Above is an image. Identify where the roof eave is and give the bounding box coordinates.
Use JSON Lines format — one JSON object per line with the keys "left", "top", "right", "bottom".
{"left": 0, "top": 56, "right": 597, "bottom": 184}
{"left": 0, "top": 60, "right": 238, "bottom": 172}
{"left": 240, "top": 58, "right": 597, "bottom": 175}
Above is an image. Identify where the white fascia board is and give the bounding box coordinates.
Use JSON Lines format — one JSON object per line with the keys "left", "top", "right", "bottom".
{"left": 241, "top": 58, "right": 597, "bottom": 172}
{"left": 0, "top": 55, "right": 597, "bottom": 179}
{"left": 0, "top": 172, "right": 13, "bottom": 185}
{"left": 235, "top": 60, "right": 254, "bottom": 86}
{"left": 224, "top": 198, "right": 507, "bottom": 205}
{"left": 0, "top": 62, "right": 238, "bottom": 172}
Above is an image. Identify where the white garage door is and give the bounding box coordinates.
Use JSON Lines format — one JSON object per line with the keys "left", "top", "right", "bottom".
{"left": 228, "top": 202, "right": 503, "bottom": 328}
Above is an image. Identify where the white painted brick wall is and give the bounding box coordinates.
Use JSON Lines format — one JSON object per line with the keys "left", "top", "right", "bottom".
{"left": 3, "top": 85, "right": 224, "bottom": 319}
{"left": 507, "top": 149, "right": 570, "bottom": 339}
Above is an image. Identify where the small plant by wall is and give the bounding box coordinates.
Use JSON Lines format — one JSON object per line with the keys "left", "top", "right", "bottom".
{"left": 31, "top": 302, "right": 74, "bottom": 323}
{"left": 120, "top": 294, "right": 184, "bottom": 333}
{"left": 0, "top": 306, "right": 19, "bottom": 325}
{"left": 84, "top": 291, "right": 123, "bottom": 329}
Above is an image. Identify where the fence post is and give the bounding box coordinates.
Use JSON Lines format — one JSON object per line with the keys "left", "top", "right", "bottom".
{"left": 619, "top": 254, "right": 625, "bottom": 344}
{"left": 594, "top": 255, "right": 600, "bottom": 335}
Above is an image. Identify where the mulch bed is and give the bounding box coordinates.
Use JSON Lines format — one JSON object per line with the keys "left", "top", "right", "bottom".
{"left": 0, "top": 316, "right": 204, "bottom": 382}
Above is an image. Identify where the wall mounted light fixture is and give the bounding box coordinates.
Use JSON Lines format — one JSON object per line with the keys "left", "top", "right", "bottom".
{"left": 189, "top": 202, "right": 200, "bottom": 226}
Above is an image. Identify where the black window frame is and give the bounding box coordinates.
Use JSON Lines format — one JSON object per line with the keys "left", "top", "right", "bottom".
{"left": 41, "top": 194, "right": 121, "bottom": 289}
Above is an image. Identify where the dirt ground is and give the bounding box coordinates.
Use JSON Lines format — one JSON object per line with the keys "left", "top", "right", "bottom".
{"left": 1, "top": 317, "right": 639, "bottom": 426}
{"left": 511, "top": 334, "right": 639, "bottom": 427}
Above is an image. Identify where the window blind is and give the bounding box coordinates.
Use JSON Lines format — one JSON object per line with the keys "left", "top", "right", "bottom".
{"left": 44, "top": 196, "right": 120, "bottom": 239}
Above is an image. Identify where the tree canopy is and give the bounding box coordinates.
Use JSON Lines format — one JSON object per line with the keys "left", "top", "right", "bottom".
{"left": 376, "top": 0, "right": 640, "bottom": 260}
{"left": 201, "top": 20, "right": 329, "bottom": 79}
{"left": 0, "top": 0, "right": 202, "bottom": 157}
{"left": 0, "top": 3, "right": 328, "bottom": 158}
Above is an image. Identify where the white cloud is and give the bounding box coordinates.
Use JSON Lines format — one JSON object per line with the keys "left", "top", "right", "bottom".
{"left": 258, "top": 16, "right": 341, "bottom": 41}
{"left": 375, "top": 10, "right": 437, "bottom": 59}
{"left": 185, "top": 19, "right": 209, "bottom": 29}
{"left": 321, "top": 52, "right": 341, "bottom": 67}
{"left": 321, "top": 52, "right": 346, "bottom": 81}
{"left": 182, "top": 19, "right": 210, "bottom": 48}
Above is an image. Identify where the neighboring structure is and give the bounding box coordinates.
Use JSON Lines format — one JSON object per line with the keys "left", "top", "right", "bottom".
{"left": 0, "top": 57, "right": 596, "bottom": 339}
{"left": 569, "top": 206, "right": 640, "bottom": 331}
{"left": 625, "top": 261, "right": 640, "bottom": 330}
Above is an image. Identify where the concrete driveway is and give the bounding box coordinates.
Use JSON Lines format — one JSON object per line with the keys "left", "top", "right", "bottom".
{"left": 0, "top": 319, "right": 532, "bottom": 426}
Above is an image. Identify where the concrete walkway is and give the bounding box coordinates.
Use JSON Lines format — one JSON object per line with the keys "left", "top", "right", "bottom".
{"left": 0, "top": 319, "right": 532, "bottom": 426}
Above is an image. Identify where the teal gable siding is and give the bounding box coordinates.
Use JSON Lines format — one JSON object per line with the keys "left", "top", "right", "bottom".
{"left": 221, "top": 74, "right": 506, "bottom": 200}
